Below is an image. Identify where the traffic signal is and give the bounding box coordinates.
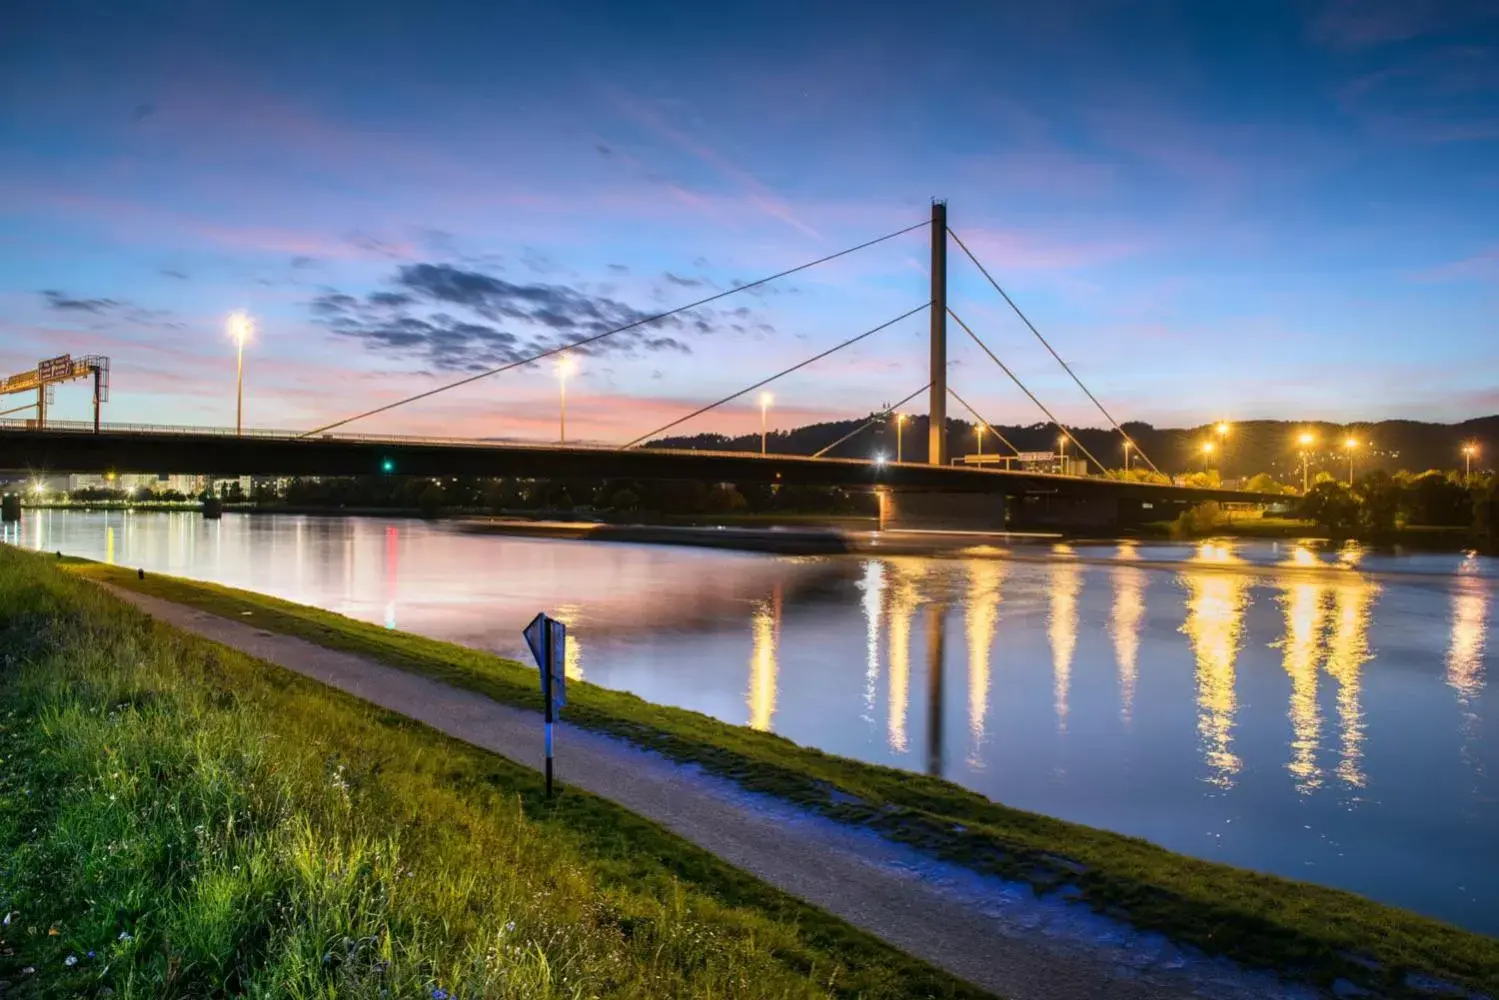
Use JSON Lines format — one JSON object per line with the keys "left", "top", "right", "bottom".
{"left": 381, "top": 458, "right": 395, "bottom": 473}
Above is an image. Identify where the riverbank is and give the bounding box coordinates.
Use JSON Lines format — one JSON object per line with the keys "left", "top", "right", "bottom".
{"left": 57, "top": 557, "right": 1499, "bottom": 998}
{"left": 0, "top": 548, "right": 985, "bottom": 999}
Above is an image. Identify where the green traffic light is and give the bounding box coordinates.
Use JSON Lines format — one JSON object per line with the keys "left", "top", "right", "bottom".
{"left": 381, "top": 458, "right": 395, "bottom": 473}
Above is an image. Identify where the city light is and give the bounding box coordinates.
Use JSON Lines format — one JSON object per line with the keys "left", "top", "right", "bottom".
{"left": 1201, "top": 440, "right": 1216, "bottom": 455}
{"left": 1216, "top": 422, "right": 1230, "bottom": 437}
{"left": 30, "top": 481, "right": 46, "bottom": 497}
{"left": 1297, "top": 431, "right": 1317, "bottom": 493}
{"left": 894, "top": 412, "right": 907, "bottom": 463}
{"left": 227, "top": 311, "right": 254, "bottom": 436}
{"left": 1122, "top": 438, "right": 1133, "bottom": 472}
{"left": 975, "top": 423, "right": 986, "bottom": 456}
{"left": 381, "top": 458, "right": 395, "bottom": 474}
{"left": 874, "top": 451, "right": 888, "bottom": 467}
{"left": 1344, "top": 437, "right": 1360, "bottom": 485}
{"left": 759, "top": 391, "right": 774, "bottom": 456}
{"left": 1463, "top": 442, "right": 1479, "bottom": 479}
{"left": 555, "top": 353, "right": 577, "bottom": 445}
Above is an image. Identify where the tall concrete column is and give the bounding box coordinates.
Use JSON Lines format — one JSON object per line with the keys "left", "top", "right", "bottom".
{"left": 928, "top": 200, "right": 947, "bottom": 466}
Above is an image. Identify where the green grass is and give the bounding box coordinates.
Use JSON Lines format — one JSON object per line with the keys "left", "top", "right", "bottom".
{"left": 60, "top": 559, "right": 1499, "bottom": 997}
{"left": 0, "top": 547, "right": 989, "bottom": 999}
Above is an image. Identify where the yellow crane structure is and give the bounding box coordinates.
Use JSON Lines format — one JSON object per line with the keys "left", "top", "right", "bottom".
{"left": 0, "top": 354, "right": 111, "bottom": 431}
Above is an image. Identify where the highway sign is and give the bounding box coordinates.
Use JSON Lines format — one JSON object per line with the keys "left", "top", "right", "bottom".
{"left": 37, "top": 355, "right": 73, "bottom": 381}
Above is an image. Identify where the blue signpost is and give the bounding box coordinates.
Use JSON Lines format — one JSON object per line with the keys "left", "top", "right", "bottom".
{"left": 523, "top": 612, "right": 567, "bottom": 797}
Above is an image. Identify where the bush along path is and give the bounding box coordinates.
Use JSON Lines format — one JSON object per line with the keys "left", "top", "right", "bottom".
{"left": 34, "top": 556, "right": 1499, "bottom": 999}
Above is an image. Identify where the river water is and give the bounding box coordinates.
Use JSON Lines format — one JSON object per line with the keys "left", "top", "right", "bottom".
{"left": 5, "top": 510, "right": 1495, "bottom": 935}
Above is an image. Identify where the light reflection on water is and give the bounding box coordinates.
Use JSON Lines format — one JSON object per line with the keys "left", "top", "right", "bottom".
{"left": 7, "top": 509, "right": 1497, "bottom": 935}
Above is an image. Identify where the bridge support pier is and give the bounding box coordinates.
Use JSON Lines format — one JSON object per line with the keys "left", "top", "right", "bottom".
{"left": 2, "top": 493, "right": 20, "bottom": 522}
{"left": 879, "top": 489, "right": 1006, "bottom": 533}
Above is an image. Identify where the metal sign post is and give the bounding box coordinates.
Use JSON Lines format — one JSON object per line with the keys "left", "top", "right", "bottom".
{"left": 523, "top": 612, "right": 567, "bottom": 797}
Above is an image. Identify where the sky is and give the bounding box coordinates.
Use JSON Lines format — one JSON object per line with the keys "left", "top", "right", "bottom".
{"left": 2, "top": 0, "right": 1497, "bottom": 444}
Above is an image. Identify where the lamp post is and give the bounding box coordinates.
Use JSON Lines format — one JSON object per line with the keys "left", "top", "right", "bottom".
{"left": 1201, "top": 439, "right": 1216, "bottom": 470}
{"left": 759, "top": 391, "right": 773, "bottom": 455}
{"left": 1057, "top": 433, "right": 1068, "bottom": 474}
{"left": 894, "top": 412, "right": 907, "bottom": 463}
{"left": 1215, "top": 421, "right": 1230, "bottom": 476}
{"left": 1343, "top": 437, "right": 1359, "bottom": 486}
{"left": 975, "top": 424, "right": 985, "bottom": 457}
{"left": 1298, "top": 432, "right": 1316, "bottom": 493}
{"left": 1122, "top": 439, "right": 1132, "bottom": 472}
{"left": 555, "top": 353, "right": 577, "bottom": 444}
{"left": 1463, "top": 443, "right": 1478, "bottom": 480}
{"left": 227, "top": 311, "right": 253, "bottom": 436}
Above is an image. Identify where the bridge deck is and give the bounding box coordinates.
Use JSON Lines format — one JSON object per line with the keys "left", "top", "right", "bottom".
{"left": 1, "top": 422, "right": 1282, "bottom": 504}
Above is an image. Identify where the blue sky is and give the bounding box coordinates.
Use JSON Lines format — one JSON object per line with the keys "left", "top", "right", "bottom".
{"left": 2, "top": 0, "right": 1496, "bottom": 442}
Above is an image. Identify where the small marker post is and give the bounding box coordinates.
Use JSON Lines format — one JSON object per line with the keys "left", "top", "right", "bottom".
{"left": 543, "top": 618, "right": 555, "bottom": 797}
{"left": 523, "top": 612, "right": 567, "bottom": 799}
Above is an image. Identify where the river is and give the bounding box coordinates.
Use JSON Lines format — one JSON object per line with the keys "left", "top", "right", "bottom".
{"left": 5, "top": 509, "right": 1495, "bottom": 935}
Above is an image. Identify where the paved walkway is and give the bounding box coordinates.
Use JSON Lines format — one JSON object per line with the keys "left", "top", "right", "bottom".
{"left": 104, "top": 584, "right": 1315, "bottom": 1000}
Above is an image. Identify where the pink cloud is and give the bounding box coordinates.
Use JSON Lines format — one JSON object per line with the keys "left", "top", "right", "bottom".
{"left": 1411, "top": 246, "right": 1499, "bottom": 283}
{"left": 606, "top": 89, "right": 823, "bottom": 241}
{"left": 949, "top": 226, "right": 1143, "bottom": 272}
{"left": 1336, "top": 47, "right": 1499, "bottom": 144}
{"left": 1308, "top": 0, "right": 1461, "bottom": 50}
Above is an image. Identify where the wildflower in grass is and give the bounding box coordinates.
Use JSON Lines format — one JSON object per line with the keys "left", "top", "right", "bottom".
{"left": 64, "top": 955, "right": 77, "bottom": 967}
{"left": 432, "top": 990, "right": 449, "bottom": 999}
{"left": 118, "top": 931, "right": 132, "bottom": 942}
{"left": 87, "top": 950, "right": 96, "bottom": 959}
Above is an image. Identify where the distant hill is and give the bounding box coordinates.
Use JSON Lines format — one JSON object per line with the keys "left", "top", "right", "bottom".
{"left": 653, "top": 414, "right": 1499, "bottom": 482}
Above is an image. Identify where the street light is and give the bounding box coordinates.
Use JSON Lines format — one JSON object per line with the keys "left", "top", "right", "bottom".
{"left": 227, "top": 311, "right": 253, "bottom": 436}
{"left": 894, "top": 412, "right": 907, "bottom": 463}
{"left": 555, "top": 353, "right": 577, "bottom": 444}
{"left": 1200, "top": 440, "right": 1216, "bottom": 470}
{"left": 1057, "top": 433, "right": 1068, "bottom": 474}
{"left": 1297, "top": 431, "right": 1316, "bottom": 493}
{"left": 759, "top": 391, "right": 774, "bottom": 455}
{"left": 975, "top": 423, "right": 986, "bottom": 457}
{"left": 1463, "top": 442, "right": 1479, "bottom": 480}
{"left": 1122, "top": 438, "right": 1133, "bottom": 472}
{"left": 1343, "top": 437, "right": 1359, "bottom": 486}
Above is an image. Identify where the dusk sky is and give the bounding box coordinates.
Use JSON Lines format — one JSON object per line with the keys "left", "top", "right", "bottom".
{"left": 3, "top": 0, "right": 1497, "bottom": 443}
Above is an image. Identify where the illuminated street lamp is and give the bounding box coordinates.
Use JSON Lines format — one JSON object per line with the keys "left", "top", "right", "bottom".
{"left": 1122, "top": 438, "right": 1133, "bottom": 472}
{"left": 975, "top": 423, "right": 986, "bottom": 457}
{"left": 227, "top": 311, "right": 253, "bottom": 436}
{"left": 894, "top": 412, "right": 907, "bottom": 463}
{"left": 1343, "top": 436, "right": 1360, "bottom": 486}
{"left": 1057, "top": 433, "right": 1068, "bottom": 474}
{"left": 1463, "top": 442, "right": 1479, "bottom": 480}
{"left": 1297, "top": 431, "right": 1316, "bottom": 493}
{"left": 1200, "top": 440, "right": 1216, "bottom": 472}
{"left": 758, "top": 391, "right": 774, "bottom": 455}
{"left": 555, "top": 353, "right": 577, "bottom": 445}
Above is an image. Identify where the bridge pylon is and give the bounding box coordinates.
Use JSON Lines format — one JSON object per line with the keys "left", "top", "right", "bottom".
{"left": 928, "top": 200, "right": 947, "bottom": 466}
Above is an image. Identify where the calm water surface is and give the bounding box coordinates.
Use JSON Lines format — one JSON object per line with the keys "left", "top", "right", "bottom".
{"left": 6, "top": 510, "right": 1496, "bottom": 934}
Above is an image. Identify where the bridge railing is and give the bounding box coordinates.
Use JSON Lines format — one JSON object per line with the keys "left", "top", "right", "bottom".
{"left": 0, "top": 418, "right": 879, "bottom": 465}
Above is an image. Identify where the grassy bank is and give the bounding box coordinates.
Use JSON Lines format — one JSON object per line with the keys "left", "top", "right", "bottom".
{"left": 0, "top": 548, "right": 986, "bottom": 998}
{"left": 64, "top": 560, "right": 1499, "bottom": 997}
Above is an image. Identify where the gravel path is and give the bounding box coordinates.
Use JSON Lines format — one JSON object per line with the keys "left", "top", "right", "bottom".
{"left": 104, "top": 584, "right": 1318, "bottom": 1000}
